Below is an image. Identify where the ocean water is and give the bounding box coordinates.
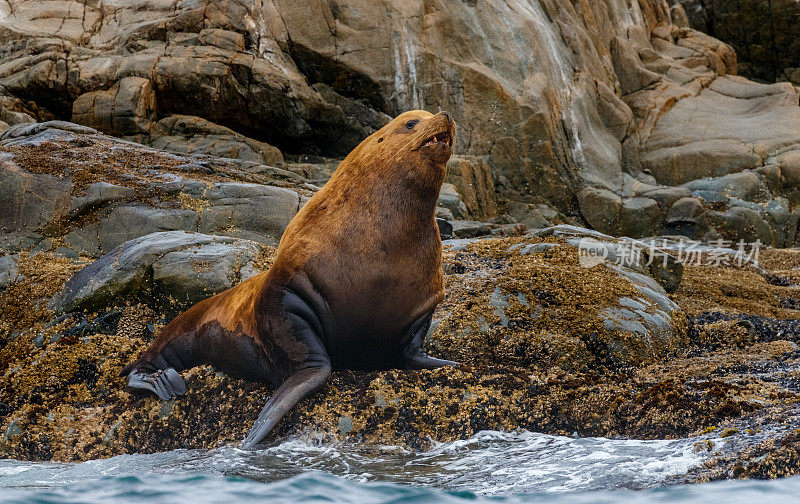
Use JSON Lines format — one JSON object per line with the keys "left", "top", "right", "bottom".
{"left": 1, "top": 430, "right": 798, "bottom": 504}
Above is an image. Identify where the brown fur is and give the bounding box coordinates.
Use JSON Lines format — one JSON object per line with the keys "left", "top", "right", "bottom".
{"left": 123, "top": 110, "right": 456, "bottom": 381}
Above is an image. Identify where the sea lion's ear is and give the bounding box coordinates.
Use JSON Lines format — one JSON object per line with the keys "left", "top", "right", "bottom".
{"left": 377, "top": 137, "right": 384, "bottom": 143}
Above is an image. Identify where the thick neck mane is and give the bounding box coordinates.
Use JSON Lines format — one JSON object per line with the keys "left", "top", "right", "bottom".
{"left": 327, "top": 150, "right": 445, "bottom": 229}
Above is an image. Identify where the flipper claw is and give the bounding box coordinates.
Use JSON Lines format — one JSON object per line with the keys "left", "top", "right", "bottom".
{"left": 127, "top": 368, "right": 186, "bottom": 400}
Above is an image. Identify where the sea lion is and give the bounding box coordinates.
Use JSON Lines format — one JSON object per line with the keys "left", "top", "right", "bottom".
{"left": 122, "top": 110, "right": 457, "bottom": 448}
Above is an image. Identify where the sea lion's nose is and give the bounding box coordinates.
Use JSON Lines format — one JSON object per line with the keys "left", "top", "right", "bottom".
{"left": 440, "top": 111, "right": 453, "bottom": 124}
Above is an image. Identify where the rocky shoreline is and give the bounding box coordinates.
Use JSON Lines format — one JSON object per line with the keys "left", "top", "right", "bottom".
{"left": 1, "top": 0, "right": 800, "bottom": 488}
{"left": 1, "top": 137, "right": 800, "bottom": 483}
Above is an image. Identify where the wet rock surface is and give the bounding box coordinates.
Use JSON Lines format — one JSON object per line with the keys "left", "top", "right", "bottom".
{"left": 2, "top": 0, "right": 800, "bottom": 243}
{"left": 1, "top": 221, "right": 799, "bottom": 490}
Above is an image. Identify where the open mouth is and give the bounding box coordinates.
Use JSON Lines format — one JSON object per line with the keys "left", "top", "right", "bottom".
{"left": 421, "top": 131, "right": 452, "bottom": 148}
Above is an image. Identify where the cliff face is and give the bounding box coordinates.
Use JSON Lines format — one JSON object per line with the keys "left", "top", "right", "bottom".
{"left": 1, "top": 0, "right": 800, "bottom": 244}
{"left": 674, "top": 0, "right": 800, "bottom": 84}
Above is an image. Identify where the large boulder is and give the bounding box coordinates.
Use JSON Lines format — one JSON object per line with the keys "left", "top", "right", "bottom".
{"left": 641, "top": 78, "right": 800, "bottom": 187}
{"left": 72, "top": 77, "right": 157, "bottom": 136}
{"left": 434, "top": 226, "right": 686, "bottom": 369}
{"left": 148, "top": 115, "right": 284, "bottom": 166}
{"left": 51, "top": 231, "right": 264, "bottom": 313}
{"left": 0, "top": 122, "right": 305, "bottom": 257}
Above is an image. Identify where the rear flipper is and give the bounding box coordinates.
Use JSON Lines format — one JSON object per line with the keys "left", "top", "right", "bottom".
{"left": 127, "top": 368, "right": 187, "bottom": 401}
{"left": 241, "top": 365, "right": 331, "bottom": 449}
{"left": 240, "top": 273, "right": 335, "bottom": 449}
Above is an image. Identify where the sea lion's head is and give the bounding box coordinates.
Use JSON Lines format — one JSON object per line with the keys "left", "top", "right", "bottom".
{"left": 341, "top": 110, "right": 456, "bottom": 189}
{"left": 380, "top": 109, "right": 455, "bottom": 166}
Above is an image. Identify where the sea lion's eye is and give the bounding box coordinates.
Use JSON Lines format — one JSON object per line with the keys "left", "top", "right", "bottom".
{"left": 377, "top": 137, "right": 384, "bottom": 143}
{"left": 405, "top": 119, "right": 420, "bottom": 129}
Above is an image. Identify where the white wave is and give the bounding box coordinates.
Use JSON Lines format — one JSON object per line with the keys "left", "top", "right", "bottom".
{"left": 0, "top": 430, "right": 724, "bottom": 495}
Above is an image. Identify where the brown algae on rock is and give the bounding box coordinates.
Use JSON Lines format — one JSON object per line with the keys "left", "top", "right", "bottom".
{"left": 3, "top": 239, "right": 800, "bottom": 468}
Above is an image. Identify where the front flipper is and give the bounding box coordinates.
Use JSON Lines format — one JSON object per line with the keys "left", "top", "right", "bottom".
{"left": 405, "top": 353, "right": 458, "bottom": 370}
{"left": 402, "top": 313, "right": 459, "bottom": 370}
{"left": 241, "top": 365, "right": 331, "bottom": 449}
{"left": 127, "top": 368, "right": 186, "bottom": 400}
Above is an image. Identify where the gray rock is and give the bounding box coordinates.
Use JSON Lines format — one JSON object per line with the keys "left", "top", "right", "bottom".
{"left": 683, "top": 171, "right": 762, "bottom": 200}
{"left": 0, "top": 160, "right": 73, "bottom": 233}
{"left": 51, "top": 231, "right": 263, "bottom": 313}
{"left": 535, "top": 224, "right": 615, "bottom": 241}
{"left": 151, "top": 241, "right": 260, "bottom": 302}
{"left": 708, "top": 207, "right": 772, "bottom": 245}
{"left": 578, "top": 186, "right": 621, "bottom": 236}
{"left": 2, "top": 420, "right": 21, "bottom": 442}
{"left": 198, "top": 183, "right": 300, "bottom": 245}
{"left": 506, "top": 202, "right": 552, "bottom": 229}
{"left": 148, "top": 115, "right": 284, "bottom": 166}
{"left": 601, "top": 307, "right": 649, "bottom": 337}
{"left": 489, "top": 287, "right": 510, "bottom": 327}
{"left": 619, "top": 197, "right": 663, "bottom": 238}
{"left": 641, "top": 78, "right": 797, "bottom": 188}
{"left": 691, "top": 190, "right": 730, "bottom": 205}
{"left": 0, "top": 254, "right": 19, "bottom": 289}
{"left": 97, "top": 205, "right": 200, "bottom": 253}
{"left": 63, "top": 227, "right": 102, "bottom": 257}
{"left": 53, "top": 247, "right": 79, "bottom": 259}
{"left": 436, "top": 218, "right": 453, "bottom": 240}
{"left": 0, "top": 121, "right": 97, "bottom": 142}
{"left": 451, "top": 220, "right": 492, "bottom": 239}
{"left": 510, "top": 242, "right": 558, "bottom": 255}
{"left": 435, "top": 207, "right": 455, "bottom": 221}
{"left": 72, "top": 77, "right": 156, "bottom": 135}
{"left": 664, "top": 197, "right": 706, "bottom": 239}
{"left": 613, "top": 267, "right": 679, "bottom": 313}
{"left": 765, "top": 198, "right": 791, "bottom": 246}
{"left": 442, "top": 237, "right": 490, "bottom": 252}
{"left": 438, "top": 183, "right": 468, "bottom": 219}
{"left": 0, "top": 231, "right": 45, "bottom": 252}
{"left": 619, "top": 297, "right": 647, "bottom": 311}
{"left": 666, "top": 197, "right": 705, "bottom": 223}
{"left": 68, "top": 182, "right": 137, "bottom": 218}
{"left": 639, "top": 186, "right": 692, "bottom": 209}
